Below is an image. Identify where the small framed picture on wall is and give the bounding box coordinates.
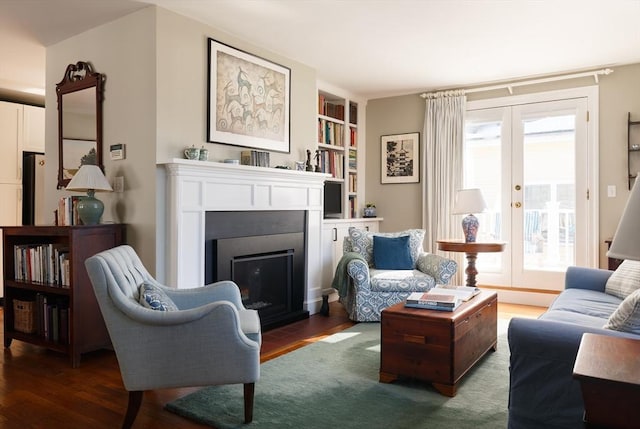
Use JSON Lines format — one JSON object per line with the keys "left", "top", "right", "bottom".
{"left": 380, "top": 132, "right": 420, "bottom": 184}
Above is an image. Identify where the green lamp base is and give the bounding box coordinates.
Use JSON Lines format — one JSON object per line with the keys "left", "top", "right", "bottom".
{"left": 77, "top": 190, "right": 104, "bottom": 225}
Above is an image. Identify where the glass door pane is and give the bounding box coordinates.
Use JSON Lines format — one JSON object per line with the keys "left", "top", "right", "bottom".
{"left": 511, "top": 98, "right": 586, "bottom": 290}
{"left": 464, "top": 108, "right": 508, "bottom": 278}
{"left": 521, "top": 114, "right": 576, "bottom": 271}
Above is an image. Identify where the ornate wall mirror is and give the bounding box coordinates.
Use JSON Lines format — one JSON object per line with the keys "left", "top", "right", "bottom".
{"left": 56, "top": 61, "right": 104, "bottom": 189}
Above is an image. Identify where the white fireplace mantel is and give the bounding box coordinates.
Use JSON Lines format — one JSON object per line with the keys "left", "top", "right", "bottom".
{"left": 161, "top": 159, "right": 329, "bottom": 313}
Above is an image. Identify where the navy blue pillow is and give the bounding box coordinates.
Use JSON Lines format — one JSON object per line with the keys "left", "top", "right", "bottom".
{"left": 373, "top": 235, "right": 413, "bottom": 270}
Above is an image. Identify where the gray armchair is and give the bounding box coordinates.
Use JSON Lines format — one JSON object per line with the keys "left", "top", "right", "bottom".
{"left": 84, "top": 245, "right": 261, "bottom": 428}
{"left": 334, "top": 228, "right": 458, "bottom": 321}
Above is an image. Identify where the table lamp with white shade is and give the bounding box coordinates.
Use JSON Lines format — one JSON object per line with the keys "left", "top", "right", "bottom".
{"left": 65, "top": 164, "right": 113, "bottom": 225}
{"left": 452, "top": 188, "right": 487, "bottom": 243}
{"left": 607, "top": 178, "right": 640, "bottom": 261}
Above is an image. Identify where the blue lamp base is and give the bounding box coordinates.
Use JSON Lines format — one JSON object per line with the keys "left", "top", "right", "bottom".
{"left": 461, "top": 214, "right": 479, "bottom": 242}
{"left": 77, "top": 190, "right": 104, "bottom": 225}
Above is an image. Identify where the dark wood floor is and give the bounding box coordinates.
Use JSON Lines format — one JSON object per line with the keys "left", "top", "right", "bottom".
{"left": 0, "top": 301, "right": 543, "bottom": 428}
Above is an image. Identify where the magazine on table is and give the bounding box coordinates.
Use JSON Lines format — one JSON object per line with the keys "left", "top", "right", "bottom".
{"left": 404, "top": 292, "right": 461, "bottom": 311}
{"left": 430, "top": 284, "right": 481, "bottom": 301}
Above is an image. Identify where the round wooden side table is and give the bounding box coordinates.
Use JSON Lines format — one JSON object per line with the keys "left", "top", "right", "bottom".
{"left": 436, "top": 239, "right": 506, "bottom": 287}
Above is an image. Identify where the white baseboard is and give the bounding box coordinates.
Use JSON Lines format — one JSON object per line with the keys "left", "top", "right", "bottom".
{"left": 485, "top": 287, "right": 557, "bottom": 307}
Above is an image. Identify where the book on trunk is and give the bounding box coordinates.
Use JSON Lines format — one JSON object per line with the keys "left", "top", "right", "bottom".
{"left": 430, "top": 285, "right": 481, "bottom": 301}
{"left": 405, "top": 292, "right": 461, "bottom": 311}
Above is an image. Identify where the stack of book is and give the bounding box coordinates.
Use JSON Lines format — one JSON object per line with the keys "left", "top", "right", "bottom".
{"left": 431, "top": 285, "right": 481, "bottom": 301}
{"left": 56, "top": 196, "right": 82, "bottom": 225}
{"left": 14, "top": 243, "right": 70, "bottom": 287}
{"left": 405, "top": 292, "right": 461, "bottom": 311}
{"left": 240, "top": 150, "right": 270, "bottom": 167}
{"left": 35, "top": 294, "right": 69, "bottom": 344}
{"left": 404, "top": 286, "right": 480, "bottom": 311}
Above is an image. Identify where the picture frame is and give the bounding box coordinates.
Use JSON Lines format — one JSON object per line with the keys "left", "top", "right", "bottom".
{"left": 381, "top": 132, "right": 420, "bottom": 184}
{"left": 207, "top": 38, "right": 291, "bottom": 153}
{"left": 61, "top": 138, "right": 97, "bottom": 180}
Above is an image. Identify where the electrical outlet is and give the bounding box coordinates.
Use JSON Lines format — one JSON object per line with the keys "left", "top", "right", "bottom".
{"left": 114, "top": 176, "right": 124, "bottom": 193}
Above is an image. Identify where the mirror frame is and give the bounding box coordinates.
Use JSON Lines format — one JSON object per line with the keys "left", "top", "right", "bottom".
{"left": 56, "top": 61, "right": 104, "bottom": 189}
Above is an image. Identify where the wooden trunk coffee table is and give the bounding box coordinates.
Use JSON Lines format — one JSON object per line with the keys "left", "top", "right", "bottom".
{"left": 379, "top": 290, "right": 498, "bottom": 397}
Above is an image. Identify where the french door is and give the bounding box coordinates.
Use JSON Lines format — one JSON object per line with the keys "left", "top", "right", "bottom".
{"left": 464, "top": 88, "right": 598, "bottom": 291}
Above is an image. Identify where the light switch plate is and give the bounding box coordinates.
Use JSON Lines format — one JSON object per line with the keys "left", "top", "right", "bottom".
{"left": 114, "top": 176, "right": 124, "bottom": 193}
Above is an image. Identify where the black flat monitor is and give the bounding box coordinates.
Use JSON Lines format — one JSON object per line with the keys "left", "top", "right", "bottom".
{"left": 323, "top": 182, "right": 342, "bottom": 219}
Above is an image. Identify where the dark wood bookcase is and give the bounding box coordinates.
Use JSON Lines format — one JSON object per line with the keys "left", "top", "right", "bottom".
{"left": 2, "top": 224, "right": 125, "bottom": 367}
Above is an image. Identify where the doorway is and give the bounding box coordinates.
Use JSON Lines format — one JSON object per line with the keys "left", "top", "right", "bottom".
{"left": 464, "top": 87, "right": 598, "bottom": 291}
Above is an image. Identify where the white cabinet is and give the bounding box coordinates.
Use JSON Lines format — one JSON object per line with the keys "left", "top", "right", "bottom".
{"left": 0, "top": 183, "right": 22, "bottom": 296}
{"left": 0, "top": 184, "right": 22, "bottom": 224}
{"left": 23, "top": 105, "right": 45, "bottom": 153}
{"left": 0, "top": 101, "right": 23, "bottom": 184}
{"left": 0, "top": 101, "right": 43, "bottom": 297}
{"left": 321, "top": 218, "right": 382, "bottom": 296}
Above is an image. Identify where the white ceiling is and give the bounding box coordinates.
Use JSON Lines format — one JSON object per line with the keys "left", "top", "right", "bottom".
{"left": 1, "top": 0, "right": 640, "bottom": 100}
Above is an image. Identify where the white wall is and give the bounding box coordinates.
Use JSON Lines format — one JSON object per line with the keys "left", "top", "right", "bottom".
{"left": 45, "top": 6, "right": 319, "bottom": 278}
{"left": 365, "top": 63, "right": 640, "bottom": 268}
{"left": 46, "top": 7, "right": 158, "bottom": 270}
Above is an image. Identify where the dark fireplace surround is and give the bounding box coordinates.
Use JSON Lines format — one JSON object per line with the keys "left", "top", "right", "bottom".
{"left": 204, "top": 210, "right": 309, "bottom": 330}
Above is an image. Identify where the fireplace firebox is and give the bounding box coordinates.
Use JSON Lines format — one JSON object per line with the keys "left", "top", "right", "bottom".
{"left": 204, "top": 210, "right": 309, "bottom": 330}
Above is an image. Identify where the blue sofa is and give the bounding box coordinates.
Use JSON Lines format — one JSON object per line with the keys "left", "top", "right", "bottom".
{"left": 507, "top": 266, "right": 640, "bottom": 429}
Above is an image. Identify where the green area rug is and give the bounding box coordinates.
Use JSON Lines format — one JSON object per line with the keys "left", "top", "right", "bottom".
{"left": 165, "top": 322, "right": 509, "bottom": 428}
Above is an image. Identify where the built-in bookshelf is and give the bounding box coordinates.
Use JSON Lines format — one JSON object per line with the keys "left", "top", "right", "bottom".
{"left": 2, "top": 224, "right": 126, "bottom": 367}
{"left": 317, "top": 87, "right": 363, "bottom": 218}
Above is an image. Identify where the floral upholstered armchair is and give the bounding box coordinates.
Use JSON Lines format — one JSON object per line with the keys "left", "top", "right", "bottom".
{"left": 333, "top": 227, "right": 458, "bottom": 322}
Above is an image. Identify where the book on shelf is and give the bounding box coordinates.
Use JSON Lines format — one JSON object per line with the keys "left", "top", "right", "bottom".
{"left": 349, "top": 173, "right": 357, "bottom": 193}
{"left": 350, "top": 127, "right": 357, "bottom": 147}
{"left": 56, "top": 196, "right": 83, "bottom": 226}
{"left": 240, "top": 150, "right": 270, "bottom": 167}
{"left": 35, "top": 294, "right": 69, "bottom": 345}
{"left": 430, "top": 285, "right": 481, "bottom": 301}
{"left": 14, "top": 243, "right": 70, "bottom": 287}
{"left": 318, "top": 94, "right": 326, "bottom": 115}
{"left": 318, "top": 119, "right": 344, "bottom": 146}
{"left": 325, "top": 102, "right": 336, "bottom": 118}
{"left": 348, "top": 149, "right": 357, "bottom": 169}
{"left": 349, "top": 102, "right": 358, "bottom": 125}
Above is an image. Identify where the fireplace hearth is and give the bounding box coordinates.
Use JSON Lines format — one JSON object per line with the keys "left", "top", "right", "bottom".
{"left": 204, "top": 210, "right": 309, "bottom": 330}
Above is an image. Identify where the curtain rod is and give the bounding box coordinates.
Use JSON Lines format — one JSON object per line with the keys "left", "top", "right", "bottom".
{"left": 420, "top": 68, "right": 614, "bottom": 98}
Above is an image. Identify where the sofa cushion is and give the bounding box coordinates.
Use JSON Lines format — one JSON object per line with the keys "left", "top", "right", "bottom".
{"left": 348, "top": 227, "right": 425, "bottom": 267}
{"left": 605, "top": 260, "right": 640, "bottom": 299}
{"left": 369, "top": 268, "right": 436, "bottom": 292}
{"left": 373, "top": 235, "right": 413, "bottom": 270}
{"left": 604, "top": 288, "right": 640, "bottom": 334}
{"left": 541, "top": 288, "right": 623, "bottom": 329}
{"left": 139, "top": 282, "right": 178, "bottom": 311}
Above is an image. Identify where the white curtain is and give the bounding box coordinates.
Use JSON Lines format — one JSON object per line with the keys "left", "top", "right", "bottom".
{"left": 422, "top": 91, "right": 466, "bottom": 285}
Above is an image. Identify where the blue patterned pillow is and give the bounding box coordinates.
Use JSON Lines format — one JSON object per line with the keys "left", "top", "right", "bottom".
{"left": 604, "top": 288, "right": 640, "bottom": 334}
{"left": 373, "top": 235, "right": 413, "bottom": 270}
{"left": 348, "top": 227, "right": 425, "bottom": 267}
{"left": 139, "top": 282, "right": 178, "bottom": 311}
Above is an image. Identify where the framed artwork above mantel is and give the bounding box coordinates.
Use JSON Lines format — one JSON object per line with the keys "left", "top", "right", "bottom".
{"left": 207, "top": 38, "right": 291, "bottom": 153}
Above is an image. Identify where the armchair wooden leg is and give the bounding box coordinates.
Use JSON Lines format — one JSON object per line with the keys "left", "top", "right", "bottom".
{"left": 244, "top": 383, "right": 255, "bottom": 423}
{"left": 122, "top": 391, "right": 143, "bottom": 429}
